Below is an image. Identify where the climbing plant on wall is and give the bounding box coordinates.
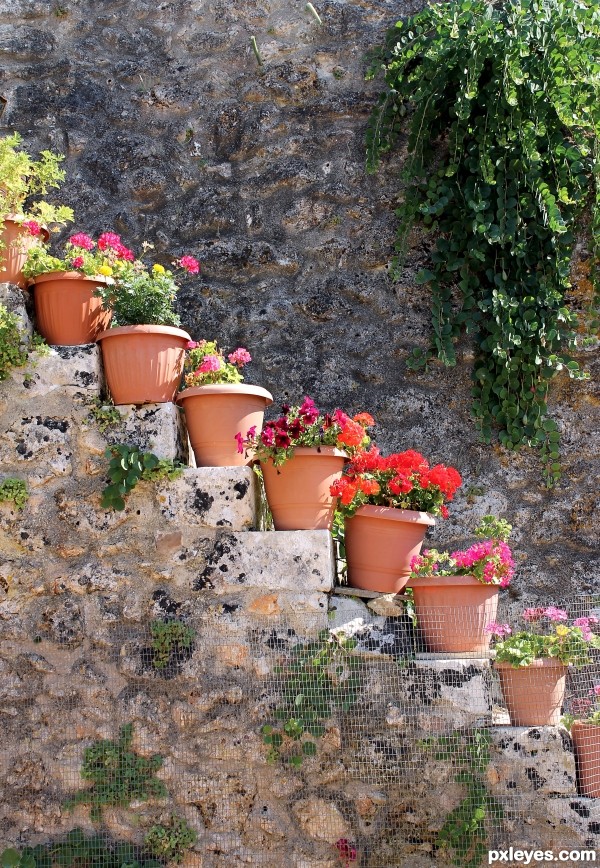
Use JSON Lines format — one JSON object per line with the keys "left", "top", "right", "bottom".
{"left": 366, "top": 0, "right": 600, "bottom": 484}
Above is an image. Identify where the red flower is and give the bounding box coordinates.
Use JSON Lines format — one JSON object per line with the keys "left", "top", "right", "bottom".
{"left": 178, "top": 255, "right": 200, "bottom": 274}
{"left": 69, "top": 232, "right": 94, "bottom": 250}
{"left": 22, "top": 220, "right": 41, "bottom": 237}
{"left": 353, "top": 412, "right": 375, "bottom": 428}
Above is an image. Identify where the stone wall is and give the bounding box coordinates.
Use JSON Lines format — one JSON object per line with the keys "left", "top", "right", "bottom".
{"left": 1, "top": 282, "right": 600, "bottom": 866}
{"left": 0, "top": 0, "right": 598, "bottom": 602}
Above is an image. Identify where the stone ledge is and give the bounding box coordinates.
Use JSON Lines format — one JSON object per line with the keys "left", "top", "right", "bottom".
{"left": 488, "top": 726, "right": 576, "bottom": 796}
{"left": 156, "top": 466, "right": 259, "bottom": 531}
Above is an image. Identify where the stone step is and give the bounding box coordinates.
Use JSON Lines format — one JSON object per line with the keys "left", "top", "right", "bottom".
{"left": 488, "top": 725, "right": 576, "bottom": 796}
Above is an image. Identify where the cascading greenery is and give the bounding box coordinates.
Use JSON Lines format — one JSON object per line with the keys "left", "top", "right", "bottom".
{"left": 366, "top": 0, "right": 600, "bottom": 484}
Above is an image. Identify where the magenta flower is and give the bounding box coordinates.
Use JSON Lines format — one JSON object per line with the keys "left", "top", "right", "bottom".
{"left": 113, "top": 241, "right": 135, "bottom": 261}
{"left": 260, "top": 427, "right": 275, "bottom": 447}
{"left": 299, "top": 396, "right": 319, "bottom": 424}
{"left": 71, "top": 256, "right": 85, "bottom": 269}
{"left": 522, "top": 607, "right": 547, "bottom": 622}
{"left": 544, "top": 606, "right": 568, "bottom": 622}
{"left": 228, "top": 347, "right": 251, "bottom": 367}
{"left": 590, "top": 685, "right": 600, "bottom": 697}
{"left": 97, "top": 231, "right": 122, "bottom": 251}
{"left": 186, "top": 340, "right": 199, "bottom": 350}
{"left": 22, "top": 220, "right": 41, "bottom": 236}
{"left": 69, "top": 232, "right": 94, "bottom": 250}
{"left": 235, "top": 432, "right": 245, "bottom": 454}
{"left": 178, "top": 255, "right": 200, "bottom": 274}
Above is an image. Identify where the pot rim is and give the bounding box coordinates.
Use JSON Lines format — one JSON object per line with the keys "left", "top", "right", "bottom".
{"left": 31, "top": 270, "right": 109, "bottom": 286}
{"left": 260, "top": 446, "right": 348, "bottom": 464}
{"left": 96, "top": 324, "right": 192, "bottom": 342}
{"left": 570, "top": 720, "right": 600, "bottom": 732}
{"left": 493, "top": 657, "right": 569, "bottom": 670}
{"left": 177, "top": 383, "right": 273, "bottom": 405}
{"left": 406, "top": 574, "right": 496, "bottom": 588}
{"left": 350, "top": 503, "right": 436, "bottom": 526}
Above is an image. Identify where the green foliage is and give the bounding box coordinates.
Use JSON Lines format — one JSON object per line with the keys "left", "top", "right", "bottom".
{"left": 0, "top": 303, "right": 28, "bottom": 380}
{"left": 101, "top": 444, "right": 184, "bottom": 511}
{"left": 144, "top": 816, "right": 197, "bottom": 863}
{"left": 473, "top": 515, "right": 512, "bottom": 544}
{"left": 366, "top": 0, "right": 600, "bottom": 483}
{"left": 262, "top": 630, "right": 362, "bottom": 767}
{"left": 0, "top": 132, "right": 73, "bottom": 228}
{"left": 87, "top": 398, "right": 123, "bottom": 432}
{"left": 150, "top": 619, "right": 195, "bottom": 670}
{"left": 94, "top": 268, "right": 181, "bottom": 327}
{"left": 64, "top": 723, "right": 166, "bottom": 822}
{"left": 0, "top": 477, "right": 29, "bottom": 509}
{"left": 3, "top": 829, "right": 163, "bottom": 868}
{"left": 422, "top": 728, "right": 501, "bottom": 867}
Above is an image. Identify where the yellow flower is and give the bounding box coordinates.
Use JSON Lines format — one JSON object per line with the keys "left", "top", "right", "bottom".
{"left": 152, "top": 264, "right": 165, "bottom": 274}
{"left": 555, "top": 625, "right": 569, "bottom": 636}
{"left": 98, "top": 265, "right": 113, "bottom": 276}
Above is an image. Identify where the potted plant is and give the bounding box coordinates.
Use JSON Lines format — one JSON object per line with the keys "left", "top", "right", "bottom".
{"left": 238, "top": 397, "right": 374, "bottom": 530}
{"left": 489, "top": 609, "right": 600, "bottom": 726}
{"left": 330, "top": 447, "right": 462, "bottom": 594}
{"left": 94, "top": 248, "right": 199, "bottom": 405}
{"left": 406, "top": 515, "right": 514, "bottom": 654}
{"left": 21, "top": 231, "right": 135, "bottom": 345}
{"left": 563, "top": 673, "right": 600, "bottom": 797}
{"left": 0, "top": 132, "right": 73, "bottom": 287}
{"left": 176, "top": 340, "right": 273, "bottom": 467}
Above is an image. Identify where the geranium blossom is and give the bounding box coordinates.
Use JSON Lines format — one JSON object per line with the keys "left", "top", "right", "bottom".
{"left": 23, "top": 220, "right": 41, "bottom": 236}
{"left": 484, "top": 622, "right": 512, "bottom": 638}
{"left": 178, "top": 255, "right": 200, "bottom": 274}
{"left": 69, "top": 232, "right": 95, "bottom": 250}
{"left": 228, "top": 348, "right": 252, "bottom": 367}
{"left": 197, "top": 355, "right": 222, "bottom": 373}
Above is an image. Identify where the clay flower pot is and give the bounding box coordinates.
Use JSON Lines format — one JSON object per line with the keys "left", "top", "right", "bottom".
{"left": 494, "top": 658, "right": 568, "bottom": 726}
{"left": 0, "top": 216, "right": 49, "bottom": 288}
{"left": 571, "top": 721, "right": 600, "bottom": 797}
{"left": 177, "top": 383, "right": 273, "bottom": 467}
{"left": 97, "top": 324, "right": 191, "bottom": 405}
{"left": 261, "top": 446, "right": 347, "bottom": 531}
{"left": 406, "top": 574, "right": 499, "bottom": 654}
{"left": 344, "top": 505, "right": 435, "bottom": 594}
{"left": 32, "top": 271, "right": 111, "bottom": 346}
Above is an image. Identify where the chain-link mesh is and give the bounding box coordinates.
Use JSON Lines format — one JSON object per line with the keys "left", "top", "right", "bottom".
{"left": 2, "top": 595, "right": 600, "bottom": 866}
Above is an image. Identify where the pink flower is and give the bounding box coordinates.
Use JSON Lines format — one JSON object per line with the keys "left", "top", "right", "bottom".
{"left": 71, "top": 256, "right": 84, "bottom": 269}
{"left": 544, "top": 606, "right": 568, "bottom": 622}
{"left": 228, "top": 347, "right": 251, "bottom": 368}
{"left": 260, "top": 427, "right": 275, "bottom": 447}
{"left": 522, "top": 607, "right": 547, "bottom": 622}
{"left": 235, "top": 432, "right": 245, "bottom": 454}
{"left": 22, "top": 220, "right": 41, "bottom": 236}
{"left": 186, "top": 341, "right": 199, "bottom": 349}
{"left": 178, "top": 255, "right": 200, "bottom": 274}
{"left": 299, "top": 396, "right": 319, "bottom": 424}
{"left": 113, "top": 242, "right": 135, "bottom": 261}
{"left": 335, "top": 839, "right": 357, "bottom": 866}
{"left": 97, "top": 232, "right": 122, "bottom": 251}
{"left": 198, "top": 355, "right": 222, "bottom": 373}
{"left": 589, "top": 685, "right": 600, "bottom": 697}
{"left": 484, "top": 622, "right": 512, "bottom": 638}
{"left": 69, "top": 232, "right": 95, "bottom": 250}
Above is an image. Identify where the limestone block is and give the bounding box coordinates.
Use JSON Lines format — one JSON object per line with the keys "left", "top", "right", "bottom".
{"left": 488, "top": 726, "right": 576, "bottom": 796}
{"left": 329, "top": 593, "right": 416, "bottom": 657}
{"left": 14, "top": 344, "right": 103, "bottom": 398}
{"left": 101, "top": 402, "right": 188, "bottom": 462}
{"left": 497, "top": 794, "right": 600, "bottom": 851}
{"left": 156, "top": 466, "right": 260, "bottom": 532}
{"left": 293, "top": 796, "right": 349, "bottom": 843}
{"left": 193, "top": 530, "right": 335, "bottom": 593}
{"left": 0, "top": 411, "right": 73, "bottom": 480}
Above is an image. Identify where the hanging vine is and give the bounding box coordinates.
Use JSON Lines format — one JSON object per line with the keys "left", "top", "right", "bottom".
{"left": 366, "top": 0, "right": 600, "bottom": 484}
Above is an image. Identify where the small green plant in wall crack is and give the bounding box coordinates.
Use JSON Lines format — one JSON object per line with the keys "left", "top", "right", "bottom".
{"left": 0, "top": 477, "right": 29, "bottom": 509}
{"left": 150, "top": 619, "right": 195, "bottom": 670}
{"left": 144, "top": 816, "right": 197, "bottom": 863}
{"left": 101, "top": 444, "right": 184, "bottom": 510}
{"left": 366, "top": 0, "right": 600, "bottom": 485}
{"left": 64, "top": 722, "right": 166, "bottom": 822}
{"left": 262, "top": 629, "right": 362, "bottom": 768}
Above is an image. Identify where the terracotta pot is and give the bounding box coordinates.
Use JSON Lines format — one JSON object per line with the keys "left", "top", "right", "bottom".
{"left": 571, "top": 721, "right": 600, "bottom": 797}
{"left": 0, "top": 216, "right": 49, "bottom": 288}
{"left": 494, "top": 658, "right": 567, "bottom": 726}
{"left": 177, "top": 384, "right": 273, "bottom": 467}
{"left": 344, "top": 505, "right": 435, "bottom": 594}
{"left": 406, "top": 574, "right": 499, "bottom": 654}
{"left": 96, "top": 324, "right": 191, "bottom": 405}
{"left": 261, "top": 446, "right": 347, "bottom": 531}
{"left": 32, "top": 271, "right": 111, "bottom": 346}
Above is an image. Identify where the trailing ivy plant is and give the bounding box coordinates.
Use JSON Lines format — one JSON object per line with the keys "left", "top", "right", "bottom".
{"left": 262, "top": 630, "right": 362, "bottom": 768}
{"left": 101, "top": 444, "right": 184, "bottom": 510}
{"left": 366, "top": 0, "right": 600, "bottom": 485}
{"left": 64, "top": 722, "right": 166, "bottom": 822}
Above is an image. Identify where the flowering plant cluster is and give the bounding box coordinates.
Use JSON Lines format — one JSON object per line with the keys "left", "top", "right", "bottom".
{"left": 183, "top": 340, "right": 252, "bottom": 388}
{"left": 487, "top": 607, "right": 600, "bottom": 668}
{"left": 330, "top": 446, "right": 462, "bottom": 518}
{"left": 237, "top": 397, "right": 374, "bottom": 466}
{"left": 409, "top": 515, "right": 514, "bottom": 587}
{"left": 562, "top": 684, "right": 600, "bottom": 731}
{"left": 22, "top": 231, "right": 136, "bottom": 280}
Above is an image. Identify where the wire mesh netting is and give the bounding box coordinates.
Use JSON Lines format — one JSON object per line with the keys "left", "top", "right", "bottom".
{"left": 2, "top": 594, "right": 600, "bottom": 866}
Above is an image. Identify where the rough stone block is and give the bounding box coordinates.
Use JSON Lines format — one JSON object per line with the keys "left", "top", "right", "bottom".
{"left": 329, "top": 593, "right": 416, "bottom": 658}
{"left": 194, "top": 530, "right": 335, "bottom": 593}
{"left": 102, "top": 402, "right": 188, "bottom": 462}
{"left": 156, "top": 466, "right": 260, "bottom": 531}
{"left": 14, "top": 344, "right": 103, "bottom": 398}
{"left": 488, "top": 726, "right": 576, "bottom": 796}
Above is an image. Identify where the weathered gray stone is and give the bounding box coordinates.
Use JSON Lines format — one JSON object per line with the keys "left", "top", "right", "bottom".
{"left": 488, "top": 726, "right": 577, "bottom": 796}
{"left": 157, "top": 466, "right": 259, "bottom": 531}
